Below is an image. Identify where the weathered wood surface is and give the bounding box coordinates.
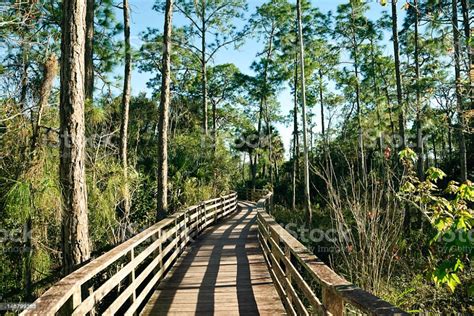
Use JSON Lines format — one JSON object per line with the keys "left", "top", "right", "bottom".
{"left": 142, "top": 202, "right": 286, "bottom": 316}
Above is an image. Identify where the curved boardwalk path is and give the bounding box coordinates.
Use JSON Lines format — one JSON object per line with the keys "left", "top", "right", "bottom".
{"left": 142, "top": 202, "right": 286, "bottom": 315}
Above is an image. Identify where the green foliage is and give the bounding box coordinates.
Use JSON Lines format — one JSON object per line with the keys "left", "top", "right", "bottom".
{"left": 400, "top": 153, "right": 473, "bottom": 293}
{"left": 88, "top": 161, "right": 132, "bottom": 247}
{"left": 169, "top": 132, "right": 239, "bottom": 208}
{"left": 5, "top": 180, "right": 32, "bottom": 223}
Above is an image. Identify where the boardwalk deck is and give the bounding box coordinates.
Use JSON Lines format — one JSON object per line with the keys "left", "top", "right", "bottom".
{"left": 141, "top": 202, "right": 286, "bottom": 315}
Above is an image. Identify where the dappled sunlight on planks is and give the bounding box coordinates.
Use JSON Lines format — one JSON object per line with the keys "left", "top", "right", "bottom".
{"left": 141, "top": 204, "right": 286, "bottom": 315}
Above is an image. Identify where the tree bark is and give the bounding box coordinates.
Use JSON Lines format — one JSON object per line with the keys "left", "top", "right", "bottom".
{"left": 258, "top": 24, "right": 275, "bottom": 183}
{"left": 318, "top": 69, "right": 325, "bottom": 139}
{"left": 391, "top": 0, "right": 406, "bottom": 149}
{"left": 432, "top": 135, "right": 438, "bottom": 167}
{"left": 452, "top": 0, "right": 467, "bottom": 181}
{"left": 292, "top": 58, "right": 298, "bottom": 211}
{"left": 250, "top": 152, "right": 257, "bottom": 188}
{"left": 384, "top": 85, "right": 396, "bottom": 143}
{"left": 85, "top": 0, "right": 94, "bottom": 102}
{"left": 60, "top": 0, "right": 91, "bottom": 274}
{"left": 448, "top": 121, "right": 453, "bottom": 157}
{"left": 19, "top": 44, "right": 28, "bottom": 109}
{"left": 350, "top": 3, "right": 366, "bottom": 177}
{"left": 201, "top": 0, "right": 208, "bottom": 136}
{"left": 369, "top": 38, "right": 384, "bottom": 154}
{"left": 23, "top": 54, "right": 58, "bottom": 298}
{"left": 31, "top": 55, "right": 58, "bottom": 153}
{"left": 414, "top": 0, "right": 424, "bottom": 180}
{"left": 296, "top": 0, "right": 312, "bottom": 224}
{"left": 459, "top": 0, "right": 472, "bottom": 108}
{"left": 157, "top": 0, "right": 174, "bottom": 221}
{"left": 212, "top": 100, "right": 217, "bottom": 148}
{"left": 119, "top": 0, "right": 132, "bottom": 236}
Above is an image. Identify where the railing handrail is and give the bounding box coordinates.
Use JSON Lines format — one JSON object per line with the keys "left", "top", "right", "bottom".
{"left": 21, "top": 192, "right": 238, "bottom": 316}
{"left": 256, "top": 192, "right": 408, "bottom": 316}
{"left": 236, "top": 188, "right": 270, "bottom": 202}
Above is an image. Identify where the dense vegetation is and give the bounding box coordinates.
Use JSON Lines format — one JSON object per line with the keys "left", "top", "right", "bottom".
{"left": 0, "top": 0, "right": 472, "bottom": 313}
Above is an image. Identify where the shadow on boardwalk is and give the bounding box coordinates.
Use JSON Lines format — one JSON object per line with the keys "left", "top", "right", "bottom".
{"left": 141, "top": 202, "right": 285, "bottom": 315}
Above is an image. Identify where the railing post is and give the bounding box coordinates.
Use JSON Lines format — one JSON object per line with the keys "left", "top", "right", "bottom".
{"left": 284, "top": 244, "right": 293, "bottom": 307}
{"left": 71, "top": 287, "right": 81, "bottom": 312}
{"left": 174, "top": 217, "right": 180, "bottom": 253}
{"left": 129, "top": 248, "right": 136, "bottom": 303}
{"left": 220, "top": 196, "right": 225, "bottom": 217}
{"left": 196, "top": 204, "right": 201, "bottom": 234}
{"left": 199, "top": 202, "right": 205, "bottom": 233}
{"left": 270, "top": 194, "right": 274, "bottom": 214}
{"left": 157, "top": 229, "right": 163, "bottom": 273}
{"left": 184, "top": 211, "right": 188, "bottom": 246}
{"left": 323, "top": 286, "right": 344, "bottom": 316}
{"left": 214, "top": 197, "right": 220, "bottom": 223}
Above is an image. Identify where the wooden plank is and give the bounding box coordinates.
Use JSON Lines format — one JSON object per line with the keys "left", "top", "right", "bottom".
{"left": 141, "top": 206, "right": 286, "bottom": 316}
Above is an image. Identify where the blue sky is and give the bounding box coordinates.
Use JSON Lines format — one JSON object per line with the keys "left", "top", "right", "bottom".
{"left": 123, "top": 0, "right": 406, "bottom": 155}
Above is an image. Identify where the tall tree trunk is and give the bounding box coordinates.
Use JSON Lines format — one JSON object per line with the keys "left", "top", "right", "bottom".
{"left": 201, "top": 1, "right": 208, "bottom": 136}
{"left": 31, "top": 55, "right": 58, "bottom": 153}
{"left": 292, "top": 59, "right": 298, "bottom": 211}
{"left": 414, "top": 0, "right": 424, "bottom": 180}
{"left": 318, "top": 69, "right": 325, "bottom": 139}
{"left": 250, "top": 152, "right": 257, "bottom": 188}
{"left": 19, "top": 44, "right": 28, "bottom": 109}
{"left": 448, "top": 121, "right": 453, "bottom": 158}
{"left": 256, "top": 25, "right": 275, "bottom": 184}
{"left": 60, "top": 0, "right": 91, "bottom": 274}
{"left": 354, "top": 44, "right": 365, "bottom": 175}
{"left": 384, "top": 86, "right": 396, "bottom": 143}
{"left": 119, "top": 0, "right": 132, "bottom": 236}
{"left": 391, "top": 0, "right": 406, "bottom": 149}
{"left": 212, "top": 100, "right": 217, "bottom": 148}
{"left": 21, "top": 215, "right": 32, "bottom": 300}
{"left": 85, "top": 0, "right": 94, "bottom": 102}
{"left": 370, "top": 39, "right": 383, "bottom": 154}
{"left": 441, "top": 132, "right": 447, "bottom": 160}
{"left": 351, "top": 4, "right": 366, "bottom": 177}
{"left": 266, "top": 109, "right": 274, "bottom": 184}
{"left": 432, "top": 135, "right": 438, "bottom": 167}
{"left": 257, "top": 25, "right": 274, "bottom": 137}
{"left": 157, "top": 0, "right": 174, "bottom": 221}
{"left": 24, "top": 54, "right": 58, "bottom": 299}
{"left": 296, "top": 0, "right": 312, "bottom": 224}
{"left": 460, "top": 0, "right": 472, "bottom": 108}
{"left": 242, "top": 153, "right": 246, "bottom": 182}
{"left": 452, "top": 0, "right": 467, "bottom": 181}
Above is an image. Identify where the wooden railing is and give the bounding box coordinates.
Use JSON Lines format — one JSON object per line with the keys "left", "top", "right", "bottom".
{"left": 21, "top": 192, "right": 238, "bottom": 316}
{"left": 256, "top": 192, "right": 408, "bottom": 316}
{"left": 237, "top": 188, "right": 271, "bottom": 203}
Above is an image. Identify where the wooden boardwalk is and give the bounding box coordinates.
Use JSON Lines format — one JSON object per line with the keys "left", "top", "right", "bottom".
{"left": 141, "top": 202, "right": 286, "bottom": 315}
{"left": 22, "top": 192, "right": 407, "bottom": 316}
